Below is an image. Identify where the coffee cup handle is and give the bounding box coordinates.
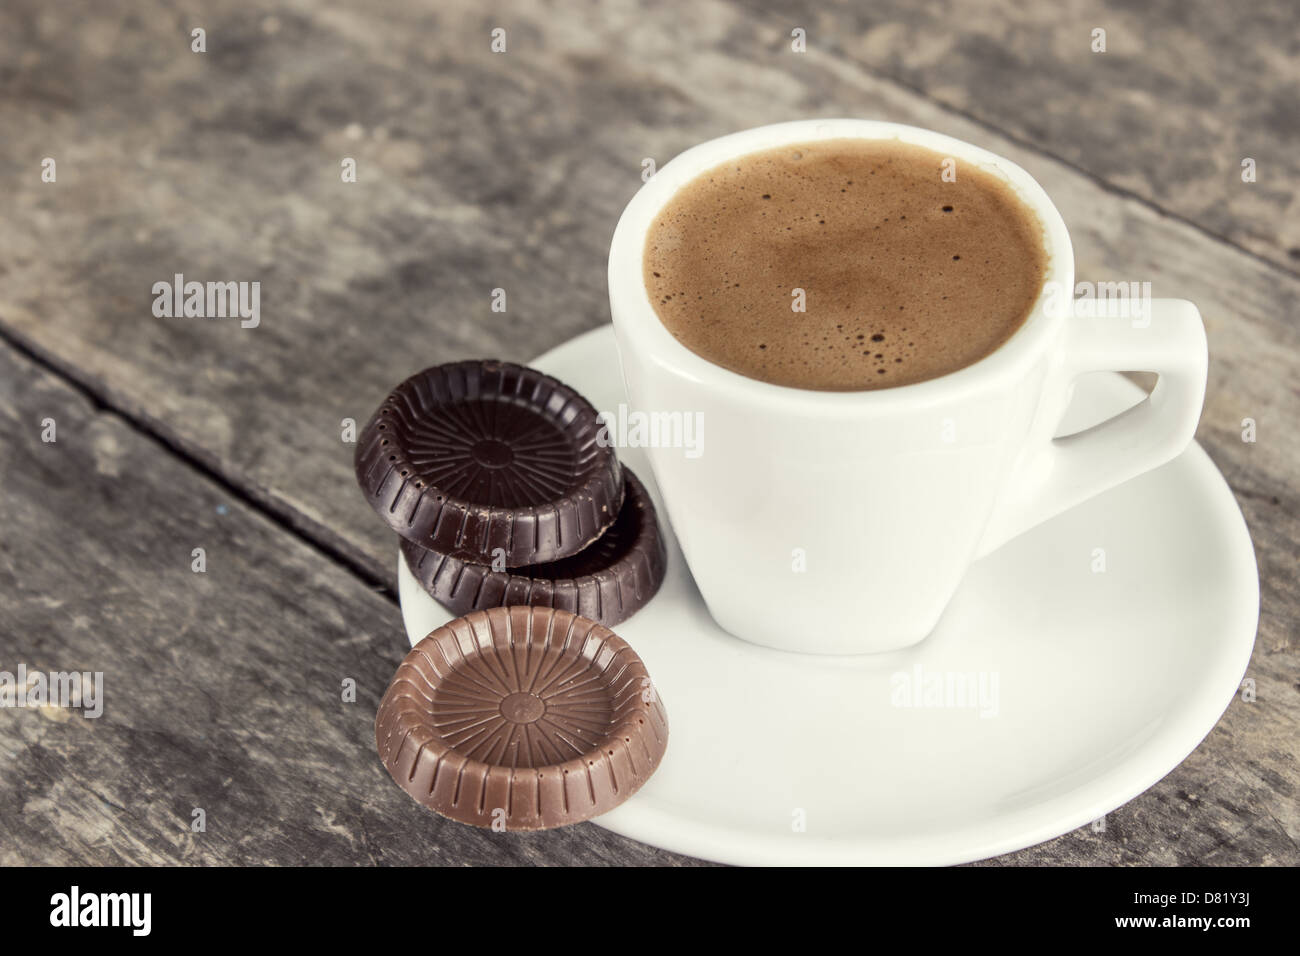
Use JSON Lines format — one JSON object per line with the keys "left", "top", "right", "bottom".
{"left": 974, "top": 298, "right": 1208, "bottom": 558}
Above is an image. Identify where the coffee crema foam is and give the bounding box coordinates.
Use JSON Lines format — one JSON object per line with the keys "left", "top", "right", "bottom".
{"left": 643, "top": 139, "right": 1049, "bottom": 390}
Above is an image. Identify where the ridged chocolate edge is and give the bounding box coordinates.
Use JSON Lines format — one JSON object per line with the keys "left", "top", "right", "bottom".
{"left": 374, "top": 606, "right": 670, "bottom": 831}
{"left": 401, "top": 469, "right": 667, "bottom": 628}
{"left": 354, "top": 360, "right": 623, "bottom": 566}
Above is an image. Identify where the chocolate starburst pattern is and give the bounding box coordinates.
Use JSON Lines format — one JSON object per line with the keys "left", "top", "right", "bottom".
{"left": 376, "top": 606, "right": 669, "bottom": 831}
{"left": 355, "top": 361, "right": 623, "bottom": 565}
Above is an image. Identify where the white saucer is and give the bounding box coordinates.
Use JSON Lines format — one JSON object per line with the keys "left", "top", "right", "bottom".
{"left": 397, "top": 326, "right": 1259, "bottom": 866}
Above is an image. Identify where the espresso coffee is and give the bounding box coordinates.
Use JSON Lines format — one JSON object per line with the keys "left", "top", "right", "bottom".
{"left": 643, "top": 139, "right": 1048, "bottom": 390}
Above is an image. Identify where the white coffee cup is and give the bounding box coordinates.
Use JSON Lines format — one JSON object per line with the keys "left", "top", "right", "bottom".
{"left": 607, "top": 119, "right": 1207, "bottom": 654}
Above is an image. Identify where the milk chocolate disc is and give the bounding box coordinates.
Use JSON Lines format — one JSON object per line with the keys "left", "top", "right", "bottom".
{"left": 401, "top": 467, "right": 667, "bottom": 628}
{"left": 375, "top": 606, "right": 669, "bottom": 831}
{"left": 355, "top": 361, "right": 623, "bottom": 565}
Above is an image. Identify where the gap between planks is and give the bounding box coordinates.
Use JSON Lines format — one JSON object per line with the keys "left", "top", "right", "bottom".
{"left": 737, "top": 3, "right": 1300, "bottom": 285}
{"left": 0, "top": 319, "right": 396, "bottom": 604}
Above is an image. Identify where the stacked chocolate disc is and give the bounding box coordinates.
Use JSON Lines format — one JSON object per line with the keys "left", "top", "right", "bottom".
{"left": 355, "top": 360, "right": 669, "bottom": 830}
{"left": 354, "top": 360, "right": 667, "bottom": 627}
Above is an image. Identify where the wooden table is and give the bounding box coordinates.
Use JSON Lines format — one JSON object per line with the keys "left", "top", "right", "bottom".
{"left": 1, "top": 0, "right": 1295, "bottom": 866}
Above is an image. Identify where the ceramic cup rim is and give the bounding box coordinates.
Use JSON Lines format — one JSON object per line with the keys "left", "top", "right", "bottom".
{"left": 607, "top": 119, "right": 1076, "bottom": 410}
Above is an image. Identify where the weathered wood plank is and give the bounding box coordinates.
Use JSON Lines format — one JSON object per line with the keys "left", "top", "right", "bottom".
{"left": 736, "top": 0, "right": 1300, "bottom": 271}
{"left": 0, "top": 342, "right": 706, "bottom": 865}
{"left": 0, "top": 0, "right": 1294, "bottom": 864}
{"left": 0, "top": 0, "right": 1294, "bottom": 584}
{"left": 1, "top": 326, "right": 1291, "bottom": 866}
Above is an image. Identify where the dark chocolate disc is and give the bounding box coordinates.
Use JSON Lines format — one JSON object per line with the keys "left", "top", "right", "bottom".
{"left": 355, "top": 361, "right": 623, "bottom": 565}
{"left": 375, "top": 606, "right": 669, "bottom": 831}
{"left": 401, "top": 467, "right": 667, "bottom": 628}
